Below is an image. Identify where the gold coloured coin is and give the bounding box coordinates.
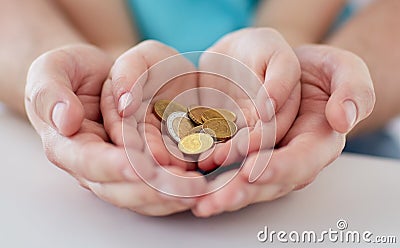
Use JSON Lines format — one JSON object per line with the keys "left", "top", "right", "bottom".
{"left": 216, "top": 108, "right": 237, "bottom": 122}
{"left": 203, "top": 118, "right": 237, "bottom": 140}
{"left": 187, "top": 106, "right": 211, "bottom": 125}
{"left": 178, "top": 133, "right": 214, "bottom": 155}
{"left": 166, "top": 111, "right": 189, "bottom": 143}
{"left": 154, "top": 100, "right": 186, "bottom": 121}
{"left": 187, "top": 125, "right": 204, "bottom": 135}
{"left": 173, "top": 117, "right": 195, "bottom": 139}
{"left": 201, "top": 108, "right": 237, "bottom": 123}
{"left": 201, "top": 109, "right": 225, "bottom": 122}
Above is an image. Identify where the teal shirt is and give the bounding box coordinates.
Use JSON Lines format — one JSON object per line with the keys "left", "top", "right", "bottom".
{"left": 125, "top": 1, "right": 400, "bottom": 159}
{"left": 127, "top": 0, "right": 259, "bottom": 52}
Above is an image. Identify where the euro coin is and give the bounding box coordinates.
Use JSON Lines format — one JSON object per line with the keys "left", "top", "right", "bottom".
{"left": 154, "top": 100, "right": 186, "bottom": 121}
{"left": 166, "top": 111, "right": 191, "bottom": 143}
{"left": 201, "top": 109, "right": 225, "bottom": 122}
{"left": 178, "top": 133, "right": 214, "bottom": 155}
{"left": 175, "top": 117, "right": 195, "bottom": 139}
{"left": 215, "top": 108, "right": 237, "bottom": 122}
{"left": 201, "top": 108, "right": 237, "bottom": 123}
{"left": 187, "top": 125, "right": 204, "bottom": 135}
{"left": 203, "top": 118, "right": 237, "bottom": 140}
{"left": 187, "top": 106, "right": 211, "bottom": 125}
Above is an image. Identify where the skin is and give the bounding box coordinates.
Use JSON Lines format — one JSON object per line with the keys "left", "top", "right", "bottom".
{"left": 0, "top": 0, "right": 134, "bottom": 114}
{"left": 196, "top": 28, "right": 301, "bottom": 171}
{"left": 326, "top": 0, "right": 400, "bottom": 136}
{"left": 258, "top": 0, "right": 400, "bottom": 136}
{"left": 99, "top": 30, "right": 301, "bottom": 210}
{"left": 3, "top": 1, "right": 379, "bottom": 216}
{"left": 256, "top": 0, "right": 347, "bottom": 45}
{"left": 193, "top": 45, "right": 374, "bottom": 217}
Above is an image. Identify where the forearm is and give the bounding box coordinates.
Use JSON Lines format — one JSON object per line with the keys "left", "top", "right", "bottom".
{"left": 326, "top": 0, "right": 400, "bottom": 136}
{"left": 255, "top": 0, "right": 346, "bottom": 46}
{"left": 54, "top": 0, "right": 138, "bottom": 57}
{"left": 0, "top": 0, "right": 137, "bottom": 116}
{"left": 0, "top": 0, "right": 85, "bottom": 115}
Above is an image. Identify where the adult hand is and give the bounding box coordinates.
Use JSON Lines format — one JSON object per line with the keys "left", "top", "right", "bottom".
{"left": 193, "top": 45, "right": 375, "bottom": 217}
{"left": 25, "top": 44, "right": 135, "bottom": 185}
{"left": 25, "top": 44, "right": 206, "bottom": 216}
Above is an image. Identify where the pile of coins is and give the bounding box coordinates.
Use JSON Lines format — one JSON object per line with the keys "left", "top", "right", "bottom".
{"left": 153, "top": 100, "right": 238, "bottom": 155}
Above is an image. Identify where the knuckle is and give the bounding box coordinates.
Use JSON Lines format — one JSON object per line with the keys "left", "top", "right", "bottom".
{"left": 137, "top": 39, "right": 166, "bottom": 51}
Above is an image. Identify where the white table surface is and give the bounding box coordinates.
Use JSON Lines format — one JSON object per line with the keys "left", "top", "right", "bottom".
{"left": 0, "top": 106, "right": 399, "bottom": 248}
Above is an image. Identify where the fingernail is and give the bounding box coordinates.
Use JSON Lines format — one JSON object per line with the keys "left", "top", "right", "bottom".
{"left": 52, "top": 102, "right": 67, "bottom": 131}
{"left": 264, "top": 98, "right": 276, "bottom": 122}
{"left": 343, "top": 100, "right": 357, "bottom": 129}
{"left": 118, "top": 92, "right": 133, "bottom": 114}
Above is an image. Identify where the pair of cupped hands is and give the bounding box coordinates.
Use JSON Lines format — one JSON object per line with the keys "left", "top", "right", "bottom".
{"left": 25, "top": 28, "right": 374, "bottom": 217}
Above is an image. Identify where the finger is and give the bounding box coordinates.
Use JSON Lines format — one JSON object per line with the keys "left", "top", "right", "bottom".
{"left": 193, "top": 170, "right": 290, "bottom": 217}
{"left": 153, "top": 166, "right": 207, "bottom": 198}
{"left": 110, "top": 40, "right": 195, "bottom": 116}
{"left": 256, "top": 49, "right": 301, "bottom": 122}
{"left": 42, "top": 129, "right": 156, "bottom": 183}
{"left": 202, "top": 28, "right": 301, "bottom": 123}
{"left": 87, "top": 168, "right": 204, "bottom": 215}
{"left": 198, "top": 84, "right": 300, "bottom": 172}
{"left": 87, "top": 181, "right": 169, "bottom": 210}
{"left": 131, "top": 201, "right": 190, "bottom": 216}
{"left": 192, "top": 170, "right": 240, "bottom": 218}
{"left": 138, "top": 123, "right": 191, "bottom": 170}
{"left": 26, "top": 58, "right": 84, "bottom": 136}
{"left": 101, "top": 79, "right": 144, "bottom": 150}
{"left": 25, "top": 45, "right": 112, "bottom": 136}
{"left": 296, "top": 45, "right": 375, "bottom": 133}
{"left": 242, "top": 114, "right": 346, "bottom": 185}
{"left": 197, "top": 126, "right": 254, "bottom": 172}
{"left": 249, "top": 83, "right": 300, "bottom": 150}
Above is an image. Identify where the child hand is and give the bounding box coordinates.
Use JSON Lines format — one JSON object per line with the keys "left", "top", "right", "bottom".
{"left": 196, "top": 28, "right": 301, "bottom": 172}
{"left": 102, "top": 30, "right": 302, "bottom": 217}
{"left": 193, "top": 45, "right": 375, "bottom": 217}
{"left": 99, "top": 40, "right": 208, "bottom": 215}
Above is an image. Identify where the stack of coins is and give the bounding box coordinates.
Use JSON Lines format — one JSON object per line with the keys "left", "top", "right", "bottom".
{"left": 153, "top": 100, "right": 238, "bottom": 155}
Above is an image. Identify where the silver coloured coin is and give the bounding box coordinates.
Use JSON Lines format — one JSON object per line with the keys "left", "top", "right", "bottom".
{"left": 166, "top": 111, "right": 188, "bottom": 143}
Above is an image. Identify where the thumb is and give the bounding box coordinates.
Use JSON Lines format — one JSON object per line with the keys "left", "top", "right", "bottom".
{"left": 26, "top": 63, "right": 85, "bottom": 136}
{"left": 296, "top": 45, "right": 375, "bottom": 134}
{"left": 324, "top": 52, "right": 375, "bottom": 133}
{"left": 110, "top": 40, "right": 187, "bottom": 117}
{"left": 25, "top": 46, "right": 111, "bottom": 136}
